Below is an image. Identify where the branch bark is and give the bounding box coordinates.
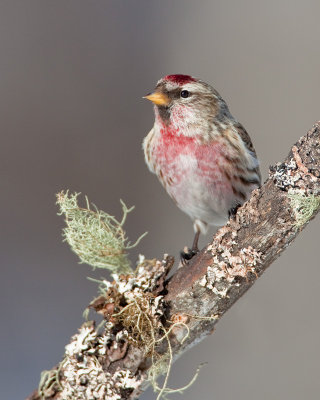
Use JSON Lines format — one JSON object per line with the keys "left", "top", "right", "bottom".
{"left": 27, "top": 122, "right": 320, "bottom": 400}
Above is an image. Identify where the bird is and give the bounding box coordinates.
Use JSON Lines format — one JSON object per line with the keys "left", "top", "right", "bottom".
{"left": 143, "top": 74, "right": 261, "bottom": 260}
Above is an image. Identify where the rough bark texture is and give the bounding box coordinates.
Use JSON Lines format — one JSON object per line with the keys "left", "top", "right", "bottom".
{"left": 27, "top": 122, "right": 320, "bottom": 400}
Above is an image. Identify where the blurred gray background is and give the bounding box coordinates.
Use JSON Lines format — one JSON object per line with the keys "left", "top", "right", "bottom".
{"left": 1, "top": 1, "right": 319, "bottom": 399}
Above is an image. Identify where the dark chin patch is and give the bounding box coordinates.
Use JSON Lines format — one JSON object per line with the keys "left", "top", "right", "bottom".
{"left": 157, "top": 105, "right": 171, "bottom": 123}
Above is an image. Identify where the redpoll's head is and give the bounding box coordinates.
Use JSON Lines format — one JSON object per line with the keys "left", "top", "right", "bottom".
{"left": 144, "top": 74, "right": 233, "bottom": 137}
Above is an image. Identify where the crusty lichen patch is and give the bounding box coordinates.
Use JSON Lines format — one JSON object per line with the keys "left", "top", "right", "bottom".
{"left": 271, "top": 159, "right": 301, "bottom": 190}
{"left": 270, "top": 144, "right": 318, "bottom": 193}
{"left": 269, "top": 142, "right": 320, "bottom": 228}
{"left": 202, "top": 241, "right": 262, "bottom": 297}
{"left": 89, "top": 257, "right": 170, "bottom": 357}
{"left": 60, "top": 322, "right": 143, "bottom": 400}
{"left": 268, "top": 144, "right": 320, "bottom": 228}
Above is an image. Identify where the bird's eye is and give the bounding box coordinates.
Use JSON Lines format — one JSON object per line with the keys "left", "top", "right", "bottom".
{"left": 180, "top": 90, "right": 189, "bottom": 98}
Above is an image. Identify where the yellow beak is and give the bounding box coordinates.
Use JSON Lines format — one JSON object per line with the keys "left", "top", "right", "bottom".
{"left": 143, "top": 92, "right": 170, "bottom": 106}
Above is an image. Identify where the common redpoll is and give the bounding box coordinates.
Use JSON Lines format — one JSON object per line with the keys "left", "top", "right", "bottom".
{"left": 143, "top": 74, "right": 261, "bottom": 259}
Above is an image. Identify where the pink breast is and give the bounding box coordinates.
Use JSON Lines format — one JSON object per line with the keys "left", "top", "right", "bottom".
{"left": 154, "top": 128, "right": 227, "bottom": 188}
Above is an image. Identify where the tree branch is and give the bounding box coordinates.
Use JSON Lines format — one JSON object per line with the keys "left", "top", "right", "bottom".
{"left": 27, "top": 122, "right": 320, "bottom": 400}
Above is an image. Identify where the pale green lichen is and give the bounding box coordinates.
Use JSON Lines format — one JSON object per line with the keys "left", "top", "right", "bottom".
{"left": 38, "top": 363, "right": 64, "bottom": 400}
{"left": 288, "top": 190, "right": 320, "bottom": 227}
{"left": 56, "top": 191, "right": 146, "bottom": 273}
{"left": 149, "top": 351, "right": 205, "bottom": 400}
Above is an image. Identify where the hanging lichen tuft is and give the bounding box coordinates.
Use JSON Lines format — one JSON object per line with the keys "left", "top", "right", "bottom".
{"left": 56, "top": 191, "right": 146, "bottom": 273}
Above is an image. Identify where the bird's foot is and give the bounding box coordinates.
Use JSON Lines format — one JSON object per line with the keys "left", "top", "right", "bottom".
{"left": 180, "top": 246, "right": 199, "bottom": 265}
{"left": 228, "top": 204, "right": 241, "bottom": 219}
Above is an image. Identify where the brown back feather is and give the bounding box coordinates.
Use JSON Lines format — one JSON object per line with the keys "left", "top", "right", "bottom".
{"left": 234, "top": 122, "right": 256, "bottom": 155}
{"left": 235, "top": 122, "right": 261, "bottom": 184}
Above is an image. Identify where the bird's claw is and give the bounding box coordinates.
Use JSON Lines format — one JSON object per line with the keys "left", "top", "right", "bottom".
{"left": 228, "top": 204, "right": 241, "bottom": 219}
{"left": 180, "top": 246, "right": 199, "bottom": 265}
